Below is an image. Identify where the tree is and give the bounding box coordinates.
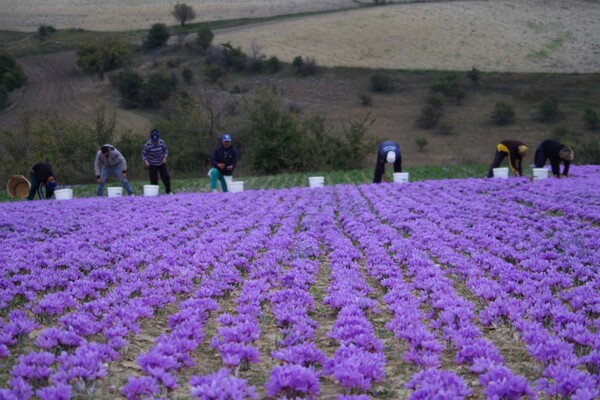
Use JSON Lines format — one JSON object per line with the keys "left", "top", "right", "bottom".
{"left": 144, "top": 23, "right": 170, "bottom": 50}
{"left": 0, "top": 52, "right": 26, "bottom": 91}
{"left": 491, "top": 102, "right": 515, "bottom": 125}
{"left": 171, "top": 3, "right": 196, "bottom": 27}
{"left": 76, "top": 37, "right": 132, "bottom": 78}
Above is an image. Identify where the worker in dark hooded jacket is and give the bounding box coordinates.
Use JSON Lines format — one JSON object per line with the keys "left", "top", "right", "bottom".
{"left": 209, "top": 133, "right": 238, "bottom": 192}
{"left": 534, "top": 139, "right": 574, "bottom": 177}
{"left": 27, "top": 162, "right": 57, "bottom": 200}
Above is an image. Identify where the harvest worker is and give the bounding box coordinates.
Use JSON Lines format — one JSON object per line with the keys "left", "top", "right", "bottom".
{"left": 142, "top": 129, "right": 171, "bottom": 194}
{"left": 209, "top": 133, "right": 238, "bottom": 192}
{"left": 534, "top": 139, "right": 574, "bottom": 178}
{"left": 94, "top": 144, "right": 134, "bottom": 196}
{"left": 373, "top": 140, "right": 402, "bottom": 183}
{"left": 487, "top": 140, "right": 528, "bottom": 178}
{"left": 27, "top": 162, "right": 57, "bottom": 200}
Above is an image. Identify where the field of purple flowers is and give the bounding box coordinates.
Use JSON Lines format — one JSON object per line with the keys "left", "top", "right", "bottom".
{"left": 1, "top": 165, "right": 599, "bottom": 399}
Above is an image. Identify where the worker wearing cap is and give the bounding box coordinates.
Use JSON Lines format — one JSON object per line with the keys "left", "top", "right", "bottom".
{"left": 142, "top": 129, "right": 171, "bottom": 194}
{"left": 209, "top": 133, "right": 238, "bottom": 192}
{"left": 534, "top": 139, "right": 574, "bottom": 178}
{"left": 94, "top": 144, "right": 134, "bottom": 196}
{"left": 373, "top": 141, "right": 402, "bottom": 183}
{"left": 487, "top": 140, "right": 528, "bottom": 177}
{"left": 27, "top": 162, "right": 57, "bottom": 200}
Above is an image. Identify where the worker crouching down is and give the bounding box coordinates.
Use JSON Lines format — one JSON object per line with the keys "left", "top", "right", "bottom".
{"left": 373, "top": 141, "right": 402, "bottom": 183}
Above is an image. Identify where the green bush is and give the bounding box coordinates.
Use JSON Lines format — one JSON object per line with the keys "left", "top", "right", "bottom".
{"left": 417, "top": 106, "right": 442, "bottom": 129}
{"left": 357, "top": 92, "right": 373, "bottom": 106}
{"left": 292, "top": 56, "right": 304, "bottom": 72}
{"left": 266, "top": 56, "right": 280, "bottom": 73}
{"left": 427, "top": 95, "right": 444, "bottom": 110}
{"left": 576, "top": 140, "right": 600, "bottom": 164}
{"left": 140, "top": 71, "right": 177, "bottom": 108}
{"left": 539, "top": 98, "right": 559, "bottom": 122}
{"left": 369, "top": 74, "right": 392, "bottom": 92}
{"left": 0, "top": 52, "right": 26, "bottom": 91}
{"left": 416, "top": 136, "right": 428, "bottom": 151}
{"left": 491, "top": 102, "right": 516, "bottom": 125}
{"left": 221, "top": 42, "right": 247, "bottom": 71}
{"left": 467, "top": 67, "right": 481, "bottom": 85}
{"left": 583, "top": 108, "right": 599, "bottom": 130}
{"left": 144, "top": 23, "right": 170, "bottom": 50}
{"left": 182, "top": 68, "right": 193, "bottom": 84}
{"left": 203, "top": 66, "right": 224, "bottom": 83}
{"left": 196, "top": 27, "right": 214, "bottom": 51}
{"left": 114, "top": 70, "right": 143, "bottom": 108}
{"left": 76, "top": 37, "right": 132, "bottom": 78}
{"left": 430, "top": 75, "right": 465, "bottom": 104}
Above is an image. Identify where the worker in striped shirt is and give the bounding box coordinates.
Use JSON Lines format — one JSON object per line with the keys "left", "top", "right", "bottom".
{"left": 142, "top": 129, "right": 172, "bottom": 194}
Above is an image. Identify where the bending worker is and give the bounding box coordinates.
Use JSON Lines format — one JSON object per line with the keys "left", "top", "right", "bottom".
{"left": 534, "top": 139, "right": 574, "bottom": 178}
{"left": 95, "top": 144, "right": 134, "bottom": 196}
{"left": 27, "top": 162, "right": 57, "bottom": 200}
{"left": 487, "top": 140, "right": 527, "bottom": 177}
{"left": 373, "top": 140, "right": 402, "bottom": 183}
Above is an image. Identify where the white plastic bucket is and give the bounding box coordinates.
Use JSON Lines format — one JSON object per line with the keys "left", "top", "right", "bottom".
{"left": 54, "top": 188, "right": 73, "bottom": 201}
{"left": 309, "top": 176, "right": 325, "bottom": 189}
{"left": 229, "top": 181, "right": 244, "bottom": 193}
{"left": 532, "top": 168, "right": 549, "bottom": 181}
{"left": 493, "top": 168, "right": 509, "bottom": 179}
{"left": 223, "top": 175, "right": 233, "bottom": 185}
{"left": 393, "top": 172, "right": 410, "bottom": 184}
{"left": 144, "top": 184, "right": 159, "bottom": 196}
{"left": 107, "top": 187, "right": 123, "bottom": 197}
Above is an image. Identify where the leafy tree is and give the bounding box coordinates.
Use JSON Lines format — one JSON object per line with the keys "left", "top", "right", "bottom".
{"left": 0, "top": 86, "right": 8, "bottom": 109}
{"left": 144, "top": 23, "right": 170, "bottom": 50}
{"left": 431, "top": 75, "right": 465, "bottom": 104}
{"left": 37, "top": 25, "right": 57, "bottom": 39}
{"left": 292, "top": 56, "right": 303, "bottom": 72}
{"left": 491, "top": 102, "right": 516, "bottom": 125}
{"left": 0, "top": 52, "right": 26, "bottom": 91}
{"left": 266, "top": 56, "right": 280, "bottom": 73}
{"left": 242, "top": 87, "right": 306, "bottom": 174}
{"left": 76, "top": 37, "right": 132, "bottom": 78}
{"left": 171, "top": 3, "right": 196, "bottom": 27}
{"left": 196, "top": 27, "right": 214, "bottom": 51}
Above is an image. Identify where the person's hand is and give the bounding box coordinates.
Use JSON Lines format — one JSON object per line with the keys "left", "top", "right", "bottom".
{"left": 96, "top": 177, "right": 102, "bottom": 184}
{"left": 122, "top": 172, "right": 127, "bottom": 179}
{"left": 144, "top": 160, "right": 149, "bottom": 168}
{"left": 226, "top": 165, "right": 233, "bottom": 171}
{"left": 217, "top": 163, "right": 225, "bottom": 169}
{"left": 162, "top": 158, "right": 167, "bottom": 165}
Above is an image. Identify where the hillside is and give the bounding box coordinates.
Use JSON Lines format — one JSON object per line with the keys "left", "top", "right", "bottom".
{"left": 1, "top": 0, "right": 599, "bottom": 172}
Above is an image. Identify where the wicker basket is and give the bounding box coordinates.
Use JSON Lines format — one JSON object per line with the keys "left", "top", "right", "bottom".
{"left": 6, "top": 175, "right": 31, "bottom": 199}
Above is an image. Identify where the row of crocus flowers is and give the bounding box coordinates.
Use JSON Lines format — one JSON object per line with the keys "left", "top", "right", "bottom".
{"left": 0, "top": 165, "right": 598, "bottom": 398}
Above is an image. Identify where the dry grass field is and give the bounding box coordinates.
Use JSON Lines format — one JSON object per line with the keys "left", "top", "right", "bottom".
{"left": 1, "top": 0, "right": 599, "bottom": 168}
